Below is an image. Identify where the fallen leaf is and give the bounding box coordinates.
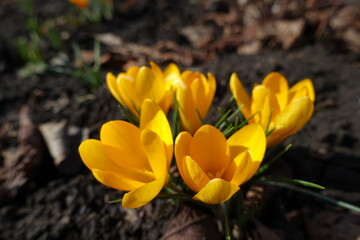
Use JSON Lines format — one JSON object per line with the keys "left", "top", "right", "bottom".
{"left": 161, "top": 202, "right": 221, "bottom": 240}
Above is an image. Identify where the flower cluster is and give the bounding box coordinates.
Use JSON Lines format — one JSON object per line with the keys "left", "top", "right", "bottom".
{"left": 79, "top": 62, "right": 315, "bottom": 209}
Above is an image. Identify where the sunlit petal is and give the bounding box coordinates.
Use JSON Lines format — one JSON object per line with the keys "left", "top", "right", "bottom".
{"left": 141, "top": 129, "right": 168, "bottom": 178}
{"left": 102, "top": 144, "right": 154, "bottom": 183}
{"left": 223, "top": 151, "right": 250, "bottom": 185}
{"left": 190, "top": 125, "right": 230, "bottom": 177}
{"left": 175, "top": 131, "right": 192, "bottom": 167}
{"left": 164, "top": 63, "right": 181, "bottom": 84}
{"left": 193, "top": 178, "right": 239, "bottom": 204}
{"left": 251, "top": 85, "right": 278, "bottom": 130}
{"left": 189, "top": 74, "right": 207, "bottom": 117}
{"left": 79, "top": 139, "right": 122, "bottom": 171}
{"left": 262, "top": 72, "right": 289, "bottom": 110}
{"left": 92, "top": 169, "right": 144, "bottom": 192}
{"left": 101, "top": 121, "right": 146, "bottom": 157}
{"left": 140, "top": 99, "right": 173, "bottom": 163}
{"left": 149, "top": 61, "right": 164, "bottom": 80}
{"left": 106, "top": 72, "right": 124, "bottom": 105}
{"left": 122, "top": 175, "right": 168, "bottom": 208}
{"left": 227, "top": 124, "right": 266, "bottom": 163}
{"left": 117, "top": 74, "right": 139, "bottom": 117}
{"left": 229, "top": 73, "right": 251, "bottom": 119}
{"left": 289, "top": 78, "right": 315, "bottom": 102}
{"left": 79, "top": 139, "right": 154, "bottom": 184}
{"left": 135, "top": 66, "right": 165, "bottom": 105}
{"left": 126, "top": 65, "right": 140, "bottom": 80}
{"left": 176, "top": 84, "right": 200, "bottom": 134}
{"left": 268, "top": 96, "right": 314, "bottom": 147}
{"left": 184, "top": 156, "right": 211, "bottom": 192}
{"left": 207, "top": 72, "right": 216, "bottom": 97}
{"left": 158, "top": 90, "right": 173, "bottom": 115}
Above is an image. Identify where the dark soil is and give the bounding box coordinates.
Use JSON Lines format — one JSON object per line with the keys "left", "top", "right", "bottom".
{"left": 1, "top": 0, "right": 360, "bottom": 239}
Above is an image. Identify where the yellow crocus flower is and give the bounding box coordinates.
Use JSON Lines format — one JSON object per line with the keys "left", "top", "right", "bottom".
{"left": 175, "top": 124, "right": 266, "bottom": 204}
{"left": 175, "top": 71, "right": 216, "bottom": 135}
{"left": 79, "top": 99, "right": 173, "bottom": 208}
{"left": 230, "top": 72, "right": 315, "bottom": 147}
{"left": 69, "top": 0, "right": 88, "bottom": 8}
{"left": 106, "top": 62, "right": 180, "bottom": 118}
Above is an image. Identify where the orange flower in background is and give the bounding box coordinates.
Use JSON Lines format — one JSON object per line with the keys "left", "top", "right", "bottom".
{"left": 174, "top": 71, "right": 216, "bottom": 135}
{"left": 175, "top": 124, "right": 266, "bottom": 204}
{"left": 106, "top": 62, "right": 181, "bottom": 118}
{"left": 69, "top": 0, "right": 88, "bottom": 8}
{"left": 79, "top": 99, "right": 173, "bottom": 208}
{"left": 230, "top": 72, "right": 315, "bottom": 147}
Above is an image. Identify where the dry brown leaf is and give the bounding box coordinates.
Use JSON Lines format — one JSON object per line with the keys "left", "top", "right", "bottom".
{"left": 180, "top": 25, "right": 215, "bottom": 48}
{"left": 0, "top": 106, "right": 52, "bottom": 203}
{"left": 39, "top": 121, "right": 89, "bottom": 175}
{"left": 273, "top": 19, "right": 305, "bottom": 50}
{"left": 161, "top": 202, "right": 221, "bottom": 240}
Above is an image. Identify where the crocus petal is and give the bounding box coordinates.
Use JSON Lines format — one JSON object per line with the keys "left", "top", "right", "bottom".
{"left": 135, "top": 66, "right": 165, "bottom": 105}
{"left": 158, "top": 90, "right": 173, "bottom": 115}
{"left": 251, "top": 85, "right": 279, "bottom": 130}
{"left": 189, "top": 74, "right": 208, "bottom": 117}
{"left": 79, "top": 139, "right": 153, "bottom": 185}
{"left": 79, "top": 139, "right": 122, "bottom": 171}
{"left": 268, "top": 96, "right": 314, "bottom": 147}
{"left": 175, "top": 133, "right": 205, "bottom": 192}
{"left": 193, "top": 178, "right": 239, "bottom": 204}
{"left": 125, "top": 66, "right": 140, "bottom": 81}
{"left": 149, "top": 61, "right": 164, "bottom": 80}
{"left": 122, "top": 175, "right": 168, "bottom": 208}
{"left": 206, "top": 72, "right": 216, "bottom": 112}
{"left": 228, "top": 124, "right": 265, "bottom": 182}
{"left": 100, "top": 121, "right": 150, "bottom": 169}
{"left": 175, "top": 132, "right": 196, "bottom": 187}
{"left": 140, "top": 99, "right": 173, "bottom": 163}
{"left": 207, "top": 72, "right": 216, "bottom": 93}
{"left": 164, "top": 63, "right": 181, "bottom": 84}
{"left": 106, "top": 72, "right": 124, "bottom": 105}
{"left": 102, "top": 144, "right": 155, "bottom": 183}
{"left": 262, "top": 72, "right": 289, "bottom": 111}
{"left": 227, "top": 124, "right": 266, "bottom": 163}
{"left": 92, "top": 169, "right": 145, "bottom": 192}
{"left": 141, "top": 129, "right": 168, "bottom": 179}
{"left": 289, "top": 78, "right": 315, "bottom": 102}
{"left": 175, "top": 131, "right": 192, "bottom": 166}
{"left": 184, "top": 156, "right": 211, "bottom": 192}
{"left": 190, "top": 125, "right": 230, "bottom": 178}
{"left": 176, "top": 84, "right": 200, "bottom": 134}
{"left": 223, "top": 151, "right": 251, "bottom": 186}
{"left": 117, "top": 74, "right": 139, "bottom": 117}
{"left": 186, "top": 72, "right": 215, "bottom": 119}
{"left": 180, "top": 70, "right": 194, "bottom": 87}
{"left": 229, "top": 73, "right": 251, "bottom": 119}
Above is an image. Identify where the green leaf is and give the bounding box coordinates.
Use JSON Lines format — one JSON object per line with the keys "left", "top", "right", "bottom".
{"left": 262, "top": 177, "right": 325, "bottom": 190}
{"left": 214, "top": 108, "right": 231, "bottom": 128}
{"left": 256, "top": 144, "right": 292, "bottom": 176}
{"left": 171, "top": 95, "right": 180, "bottom": 138}
{"left": 108, "top": 198, "right": 122, "bottom": 204}
{"left": 263, "top": 180, "right": 360, "bottom": 213}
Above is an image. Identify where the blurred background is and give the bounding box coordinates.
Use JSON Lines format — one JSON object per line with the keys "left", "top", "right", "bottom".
{"left": 0, "top": 0, "right": 359, "bottom": 239}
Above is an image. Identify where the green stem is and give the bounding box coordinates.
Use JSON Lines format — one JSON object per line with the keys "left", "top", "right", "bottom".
{"left": 166, "top": 181, "right": 193, "bottom": 200}
{"left": 256, "top": 144, "right": 292, "bottom": 176}
{"left": 220, "top": 203, "right": 232, "bottom": 240}
{"left": 265, "top": 181, "right": 360, "bottom": 213}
